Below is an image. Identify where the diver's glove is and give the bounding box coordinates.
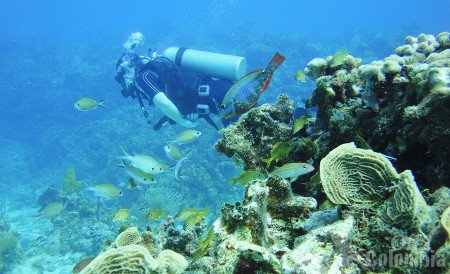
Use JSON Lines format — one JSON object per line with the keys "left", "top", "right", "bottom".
{"left": 186, "top": 113, "right": 199, "bottom": 122}
{"left": 153, "top": 93, "right": 198, "bottom": 128}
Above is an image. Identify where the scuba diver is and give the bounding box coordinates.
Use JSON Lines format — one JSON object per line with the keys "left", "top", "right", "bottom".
{"left": 115, "top": 32, "right": 244, "bottom": 131}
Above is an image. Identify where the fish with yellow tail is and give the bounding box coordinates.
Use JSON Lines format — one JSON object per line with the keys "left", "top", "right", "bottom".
{"left": 85, "top": 183, "right": 123, "bottom": 199}
{"left": 270, "top": 162, "right": 315, "bottom": 182}
{"left": 220, "top": 52, "right": 285, "bottom": 119}
{"left": 112, "top": 208, "right": 130, "bottom": 222}
{"left": 74, "top": 97, "right": 106, "bottom": 111}
{"left": 34, "top": 202, "right": 66, "bottom": 221}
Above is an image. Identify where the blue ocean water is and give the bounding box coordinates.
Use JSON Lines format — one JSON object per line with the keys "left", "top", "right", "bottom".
{"left": 0, "top": 0, "right": 448, "bottom": 272}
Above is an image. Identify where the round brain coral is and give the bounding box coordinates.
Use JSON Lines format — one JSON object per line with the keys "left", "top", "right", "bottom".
{"left": 320, "top": 143, "right": 400, "bottom": 209}
{"left": 81, "top": 245, "right": 157, "bottom": 274}
{"left": 115, "top": 227, "right": 142, "bottom": 247}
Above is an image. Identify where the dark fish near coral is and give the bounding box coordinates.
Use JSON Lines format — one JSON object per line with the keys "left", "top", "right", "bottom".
{"left": 73, "top": 257, "right": 95, "bottom": 273}
{"left": 220, "top": 52, "right": 285, "bottom": 119}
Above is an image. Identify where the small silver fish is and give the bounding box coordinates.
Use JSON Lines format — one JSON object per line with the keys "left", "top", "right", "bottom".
{"left": 174, "top": 149, "right": 192, "bottom": 181}
{"left": 164, "top": 144, "right": 183, "bottom": 161}
{"left": 271, "top": 163, "right": 315, "bottom": 182}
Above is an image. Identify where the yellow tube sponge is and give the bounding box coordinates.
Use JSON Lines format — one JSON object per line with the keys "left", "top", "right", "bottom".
{"left": 115, "top": 227, "right": 142, "bottom": 247}
{"left": 320, "top": 142, "right": 399, "bottom": 209}
{"left": 80, "top": 245, "right": 157, "bottom": 274}
{"left": 156, "top": 249, "right": 188, "bottom": 274}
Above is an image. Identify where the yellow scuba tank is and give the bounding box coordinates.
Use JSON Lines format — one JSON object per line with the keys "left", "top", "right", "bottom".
{"left": 162, "top": 47, "right": 246, "bottom": 81}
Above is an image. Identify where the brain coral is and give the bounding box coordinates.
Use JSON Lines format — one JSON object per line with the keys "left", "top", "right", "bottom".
{"left": 115, "top": 227, "right": 142, "bottom": 247}
{"left": 80, "top": 244, "right": 157, "bottom": 274}
{"left": 156, "top": 249, "right": 188, "bottom": 274}
{"left": 320, "top": 142, "right": 399, "bottom": 209}
{"left": 379, "top": 170, "right": 429, "bottom": 230}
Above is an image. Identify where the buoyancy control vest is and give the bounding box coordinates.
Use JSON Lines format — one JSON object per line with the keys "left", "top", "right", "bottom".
{"left": 138, "top": 57, "right": 225, "bottom": 130}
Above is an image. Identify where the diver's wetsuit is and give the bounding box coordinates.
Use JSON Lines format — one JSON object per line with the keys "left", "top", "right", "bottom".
{"left": 132, "top": 58, "right": 233, "bottom": 130}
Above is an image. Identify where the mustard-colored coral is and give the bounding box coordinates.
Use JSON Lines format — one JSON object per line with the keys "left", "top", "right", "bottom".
{"left": 320, "top": 142, "right": 399, "bottom": 209}
{"left": 156, "top": 249, "right": 188, "bottom": 274}
{"left": 80, "top": 245, "right": 157, "bottom": 274}
{"left": 115, "top": 227, "right": 142, "bottom": 247}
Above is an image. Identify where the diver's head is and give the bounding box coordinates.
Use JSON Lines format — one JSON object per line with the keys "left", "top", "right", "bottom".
{"left": 123, "top": 32, "right": 144, "bottom": 50}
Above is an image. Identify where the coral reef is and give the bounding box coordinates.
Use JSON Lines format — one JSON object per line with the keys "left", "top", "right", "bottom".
{"left": 81, "top": 232, "right": 189, "bottom": 274}
{"left": 320, "top": 142, "right": 398, "bottom": 209}
{"left": 215, "top": 94, "right": 295, "bottom": 170}
{"left": 319, "top": 143, "right": 438, "bottom": 272}
{"left": 81, "top": 245, "right": 157, "bottom": 274}
{"left": 58, "top": 32, "right": 449, "bottom": 274}
{"left": 304, "top": 32, "right": 450, "bottom": 189}
{"left": 115, "top": 227, "right": 143, "bottom": 247}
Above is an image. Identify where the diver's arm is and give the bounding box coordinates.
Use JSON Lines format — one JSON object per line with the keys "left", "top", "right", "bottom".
{"left": 153, "top": 93, "right": 198, "bottom": 128}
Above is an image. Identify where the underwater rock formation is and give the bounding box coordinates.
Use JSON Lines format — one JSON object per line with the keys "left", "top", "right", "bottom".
{"left": 320, "top": 143, "right": 441, "bottom": 273}
{"left": 215, "top": 94, "right": 295, "bottom": 171}
{"left": 81, "top": 230, "right": 189, "bottom": 274}
{"left": 304, "top": 32, "right": 450, "bottom": 189}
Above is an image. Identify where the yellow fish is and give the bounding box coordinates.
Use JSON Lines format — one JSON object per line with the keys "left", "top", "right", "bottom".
{"left": 293, "top": 115, "right": 309, "bottom": 134}
{"left": 74, "top": 97, "right": 106, "bottom": 111}
{"left": 112, "top": 208, "right": 130, "bottom": 222}
{"left": 164, "top": 144, "right": 183, "bottom": 161}
{"left": 177, "top": 208, "right": 207, "bottom": 229}
{"left": 170, "top": 130, "right": 202, "bottom": 145}
{"left": 262, "top": 141, "right": 294, "bottom": 168}
{"left": 231, "top": 170, "right": 266, "bottom": 186}
{"left": 294, "top": 69, "right": 306, "bottom": 82}
{"left": 192, "top": 226, "right": 214, "bottom": 264}
{"left": 146, "top": 208, "right": 165, "bottom": 220}
{"left": 119, "top": 149, "right": 169, "bottom": 175}
{"left": 329, "top": 50, "right": 349, "bottom": 68}
{"left": 35, "top": 202, "right": 65, "bottom": 220}
{"left": 86, "top": 184, "right": 123, "bottom": 199}
{"left": 119, "top": 159, "right": 157, "bottom": 184}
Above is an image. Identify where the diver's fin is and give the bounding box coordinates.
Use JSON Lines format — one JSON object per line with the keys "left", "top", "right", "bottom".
{"left": 153, "top": 116, "right": 169, "bottom": 131}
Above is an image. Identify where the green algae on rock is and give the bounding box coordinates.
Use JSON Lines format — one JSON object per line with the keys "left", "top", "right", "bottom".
{"left": 215, "top": 94, "right": 295, "bottom": 171}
